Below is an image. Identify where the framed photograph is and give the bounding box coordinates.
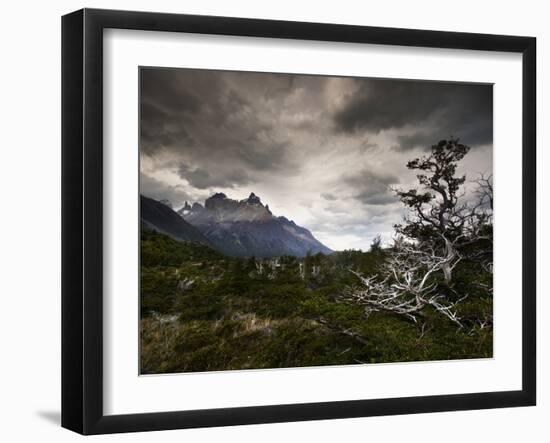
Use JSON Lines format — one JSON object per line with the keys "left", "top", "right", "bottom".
{"left": 62, "top": 8, "right": 536, "bottom": 435}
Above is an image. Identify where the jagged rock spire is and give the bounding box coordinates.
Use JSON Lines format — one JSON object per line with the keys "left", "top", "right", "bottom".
{"left": 246, "top": 192, "right": 262, "bottom": 205}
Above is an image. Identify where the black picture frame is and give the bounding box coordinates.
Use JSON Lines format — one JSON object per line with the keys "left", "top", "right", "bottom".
{"left": 62, "top": 8, "right": 536, "bottom": 435}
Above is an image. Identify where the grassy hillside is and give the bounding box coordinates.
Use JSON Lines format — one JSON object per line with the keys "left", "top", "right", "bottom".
{"left": 140, "top": 229, "right": 492, "bottom": 374}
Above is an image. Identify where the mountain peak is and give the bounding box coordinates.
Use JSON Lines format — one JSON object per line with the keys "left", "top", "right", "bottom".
{"left": 177, "top": 201, "right": 193, "bottom": 217}
{"left": 246, "top": 192, "right": 262, "bottom": 205}
{"left": 204, "top": 193, "right": 232, "bottom": 211}
{"left": 211, "top": 192, "right": 227, "bottom": 199}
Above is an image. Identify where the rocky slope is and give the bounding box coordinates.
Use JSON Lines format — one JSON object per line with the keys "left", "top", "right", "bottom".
{"left": 177, "top": 192, "right": 333, "bottom": 258}
{"left": 140, "top": 195, "right": 211, "bottom": 246}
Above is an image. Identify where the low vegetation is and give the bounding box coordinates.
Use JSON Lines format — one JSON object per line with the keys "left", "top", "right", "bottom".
{"left": 140, "top": 230, "right": 492, "bottom": 374}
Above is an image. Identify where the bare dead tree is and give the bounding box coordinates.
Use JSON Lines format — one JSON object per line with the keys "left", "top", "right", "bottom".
{"left": 341, "top": 240, "right": 466, "bottom": 327}
{"left": 475, "top": 173, "right": 493, "bottom": 211}
{"left": 458, "top": 173, "right": 493, "bottom": 277}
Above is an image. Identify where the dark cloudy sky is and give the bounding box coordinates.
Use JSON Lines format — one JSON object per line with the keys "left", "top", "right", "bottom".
{"left": 140, "top": 67, "right": 493, "bottom": 251}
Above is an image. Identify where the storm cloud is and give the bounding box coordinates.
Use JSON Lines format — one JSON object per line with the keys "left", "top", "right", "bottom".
{"left": 342, "top": 169, "right": 401, "bottom": 206}
{"left": 140, "top": 67, "right": 493, "bottom": 251}
{"left": 333, "top": 78, "right": 493, "bottom": 150}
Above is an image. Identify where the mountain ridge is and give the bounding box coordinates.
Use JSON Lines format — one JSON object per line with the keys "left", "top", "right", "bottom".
{"left": 177, "top": 192, "right": 333, "bottom": 258}
{"left": 140, "top": 195, "right": 212, "bottom": 246}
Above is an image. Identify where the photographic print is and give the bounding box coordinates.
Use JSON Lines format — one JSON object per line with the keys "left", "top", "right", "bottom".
{"left": 139, "top": 67, "right": 493, "bottom": 374}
